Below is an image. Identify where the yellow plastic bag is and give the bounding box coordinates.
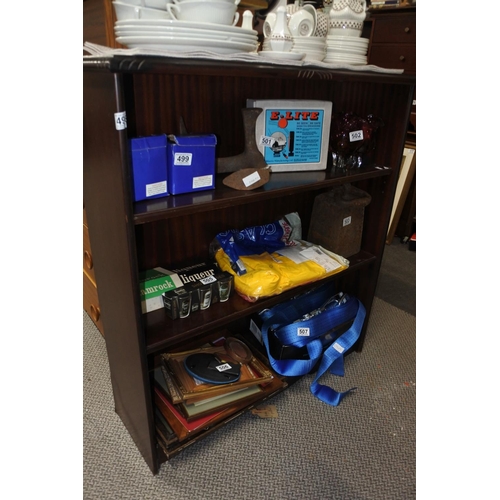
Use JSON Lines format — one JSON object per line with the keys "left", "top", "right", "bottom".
{"left": 214, "top": 239, "right": 349, "bottom": 302}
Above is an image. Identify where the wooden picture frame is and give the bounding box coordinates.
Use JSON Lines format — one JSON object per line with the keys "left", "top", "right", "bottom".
{"left": 386, "top": 144, "right": 416, "bottom": 243}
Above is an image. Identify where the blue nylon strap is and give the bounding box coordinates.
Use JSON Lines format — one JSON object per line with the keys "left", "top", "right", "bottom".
{"left": 310, "top": 300, "right": 366, "bottom": 406}
{"left": 260, "top": 282, "right": 333, "bottom": 325}
{"left": 259, "top": 286, "right": 366, "bottom": 406}
{"left": 274, "top": 298, "right": 359, "bottom": 348}
{"left": 329, "top": 356, "right": 345, "bottom": 377}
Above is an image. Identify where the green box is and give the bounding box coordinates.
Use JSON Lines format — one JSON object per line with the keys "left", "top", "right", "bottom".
{"left": 139, "top": 267, "right": 183, "bottom": 314}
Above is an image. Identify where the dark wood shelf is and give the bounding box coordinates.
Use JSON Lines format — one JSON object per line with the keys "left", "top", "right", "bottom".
{"left": 84, "top": 51, "right": 415, "bottom": 474}
{"left": 83, "top": 54, "right": 416, "bottom": 85}
{"left": 144, "top": 251, "right": 376, "bottom": 355}
{"left": 133, "top": 166, "right": 392, "bottom": 224}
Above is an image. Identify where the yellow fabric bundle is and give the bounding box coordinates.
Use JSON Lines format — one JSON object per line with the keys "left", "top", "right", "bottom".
{"left": 214, "top": 240, "right": 349, "bottom": 302}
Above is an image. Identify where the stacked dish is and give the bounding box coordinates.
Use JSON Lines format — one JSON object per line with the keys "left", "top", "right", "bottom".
{"left": 115, "top": 19, "right": 259, "bottom": 53}
{"left": 262, "top": 36, "right": 325, "bottom": 62}
{"left": 324, "top": 35, "right": 369, "bottom": 65}
{"left": 291, "top": 36, "right": 326, "bottom": 61}
{"left": 113, "top": 0, "right": 174, "bottom": 20}
{"left": 113, "top": 1, "right": 259, "bottom": 54}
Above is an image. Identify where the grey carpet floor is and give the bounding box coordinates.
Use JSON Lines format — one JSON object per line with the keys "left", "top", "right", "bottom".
{"left": 84, "top": 294, "right": 416, "bottom": 499}
{"left": 375, "top": 239, "right": 416, "bottom": 317}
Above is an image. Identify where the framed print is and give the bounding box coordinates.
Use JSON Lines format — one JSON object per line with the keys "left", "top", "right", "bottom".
{"left": 246, "top": 99, "right": 333, "bottom": 172}
{"left": 386, "top": 144, "right": 416, "bottom": 243}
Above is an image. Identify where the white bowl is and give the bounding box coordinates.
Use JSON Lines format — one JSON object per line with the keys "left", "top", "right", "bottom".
{"left": 115, "top": 0, "right": 174, "bottom": 8}
{"left": 288, "top": 9, "right": 315, "bottom": 37}
{"left": 167, "top": 0, "right": 239, "bottom": 26}
{"left": 113, "top": 1, "right": 173, "bottom": 20}
{"left": 288, "top": 10, "right": 316, "bottom": 37}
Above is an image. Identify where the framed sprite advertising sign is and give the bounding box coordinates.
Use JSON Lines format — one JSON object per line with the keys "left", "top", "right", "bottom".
{"left": 247, "top": 99, "right": 333, "bottom": 172}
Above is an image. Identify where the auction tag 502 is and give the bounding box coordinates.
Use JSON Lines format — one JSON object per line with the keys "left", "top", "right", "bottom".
{"left": 349, "top": 130, "right": 363, "bottom": 142}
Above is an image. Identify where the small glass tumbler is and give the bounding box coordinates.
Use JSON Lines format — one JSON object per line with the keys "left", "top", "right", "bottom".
{"left": 177, "top": 290, "right": 192, "bottom": 318}
{"left": 198, "top": 284, "right": 213, "bottom": 310}
{"left": 217, "top": 276, "right": 233, "bottom": 302}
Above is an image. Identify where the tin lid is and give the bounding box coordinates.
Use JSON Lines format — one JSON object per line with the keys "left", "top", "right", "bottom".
{"left": 168, "top": 134, "right": 217, "bottom": 147}
{"left": 130, "top": 134, "right": 167, "bottom": 150}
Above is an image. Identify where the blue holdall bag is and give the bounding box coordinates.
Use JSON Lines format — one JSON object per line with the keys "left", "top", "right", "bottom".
{"left": 259, "top": 281, "right": 366, "bottom": 406}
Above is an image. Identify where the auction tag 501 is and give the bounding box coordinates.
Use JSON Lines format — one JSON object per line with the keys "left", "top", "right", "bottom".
{"left": 259, "top": 135, "right": 276, "bottom": 147}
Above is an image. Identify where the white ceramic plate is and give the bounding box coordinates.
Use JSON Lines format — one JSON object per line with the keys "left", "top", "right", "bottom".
{"left": 292, "top": 46, "right": 326, "bottom": 53}
{"left": 115, "top": 25, "right": 256, "bottom": 39}
{"left": 326, "top": 35, "right": 369, "bottom": 44}
{"left": 325, "top": 45, "right": 366, "bottom": 55}
{"left": 326, "top": 42, "right": 368, "bottom": 50}
{"left": 324, "top": 56, "right": 367, "bottom": 65}
{"left": 115, "top": 18, "right": 257, "bottom": 36}
{"left": 258, "top": 50, "right": 305, "bottom": 61}
{"left": 292, "top": 39, "right": 325, "bottom": 46}
{"left": 115, "top": 27, "right": 257, "bottom": 43}
{"left": 291, "top": 40, "right": 325, "bottom": 45}
{"left": 263, "top": 40, "right": 325, "bottom": 50}
{"left": 116, "top": 35, "right": 258, "bottom": 53}
{"left": 326, "top": 43, "right": 367, "bottom": 52}
{"left": 324, "top": 52, "right": 367, "bottom": 61}
{"left": 324, "top": 49, "right": 366, "bottom": 59}
{"left": 326, "top": 39, "right": 368, "bottom": 47}
{"left": 292, "top": 36, "right": 325, "bottom": 42}
{"left": 291, "top": 47, "right": 325, "bottom": 55}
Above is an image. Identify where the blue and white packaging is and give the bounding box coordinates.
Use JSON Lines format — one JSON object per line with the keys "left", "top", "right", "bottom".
{"left": 129, "top": 134, "right": 169, "bottom": 202}
{"left": 167, "top": 134, "right": 217, "bottom": 195}
{"left": 246, "top": 99, "right": 333, "bottom": 172}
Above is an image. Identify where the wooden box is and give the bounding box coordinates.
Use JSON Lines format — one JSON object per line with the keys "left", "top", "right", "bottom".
{"left": 307, "top": 184, "right": 371, "bottom": 258}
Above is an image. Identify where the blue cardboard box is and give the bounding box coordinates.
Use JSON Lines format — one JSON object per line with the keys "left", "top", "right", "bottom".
{"left": 129, "top": 134, "right": 168, "bottom": 202}
{"left": 167, "top": 134, "right": 217, "bottom": 195}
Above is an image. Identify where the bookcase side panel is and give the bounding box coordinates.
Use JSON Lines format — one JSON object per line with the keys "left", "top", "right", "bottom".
{"left": 83, "top": 69, "right": 158, "bottom": 474}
